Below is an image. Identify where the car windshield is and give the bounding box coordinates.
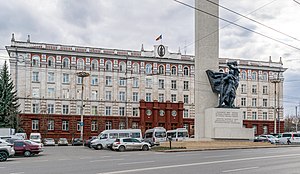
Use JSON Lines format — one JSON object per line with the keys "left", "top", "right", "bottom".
{"left": 46, "top": 138, "right": 54, "bottom": 141}
{"left": 155, "top": 131, "right": 166, "bottom": 138}
{"left": 31, "top": 135, "right": 40, "bottom": 139}
{"left": 60, "top": 138, "right": 67, "bottom": 140}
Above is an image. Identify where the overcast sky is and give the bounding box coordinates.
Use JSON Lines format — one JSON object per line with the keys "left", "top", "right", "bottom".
{"left": 0, "top": 0, "right": 299, "bottom": 116}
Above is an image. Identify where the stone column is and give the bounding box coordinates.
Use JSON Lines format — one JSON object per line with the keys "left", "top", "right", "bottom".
{"left": 195, "top": 0, "right": 219, "bottom": 139}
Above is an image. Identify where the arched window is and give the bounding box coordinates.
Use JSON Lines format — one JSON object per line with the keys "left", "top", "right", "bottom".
{"left": 77, "top": 58, "right": 84, "bottom": 70}
{"left": 91, "top": 60, "right": 98, "bottom": 71}
{"left": 105, "top": 60, "right": 112, "bottom": 71}
{"left": 262, "top": 72, "right": 268, "bottom": 81}
{"left": 145, "top": 64, "right": 152, "bottom": 74}
{"left": 252, "top": 72, "right": 257, "bottom": 80}
{"left": 132, "top": 63, "right": 139, "bottom": 74}
{"left": 48, "top": 56, "right": 55, "bottom": 67}
{"left": 158, "top": 65, "right": 164, "bottom": 74}
{"left": 62, "top": 58, "right": 70, "bottom": 69}
{"left": 119, "top": 61, "right": 126, "bottom": 72}
{"left": 241, "top": 70, "right": 247, "bottom": 80}
{"left": 32, "top": 56, "right": 40, "bottom": 67}
{"left": 171, "top": 66, "right": 177, "bottom": 75}
{"left": 183, "top": 67, "right": 189, "bottom": 76}
{"left": 219, "top": 69, "right": 224, "bottom": 73}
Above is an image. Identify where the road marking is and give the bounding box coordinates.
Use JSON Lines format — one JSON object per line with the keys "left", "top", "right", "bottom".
{"left": 97, "top": 153, "right": 300, "bottom": 174}
{"left": 203, "top": 155, "right": 230, "bottom": 158}
{"left": 10, "top": 172, "right": 24, "bottom": 174}
{"left": 58, "top": 159, "right": 69, "bottom": 161}
{"left": 90, "top": 159, "right": 124, "bottom": 163}
{"left": 119, "top": 154, "right": 129, "bottom": 157}
{"left": 33, "top": 160, "right": 49, "bottom": 162}
{"left": 118, "top": 161, "right": 155, "bottom": 165}
{"left": 0, "top": 167, "right": 5, "bottom": 169}
{"left": 7, "top": 162, "right": 21, "bottom": 164}
{"left": 222, "top": 166, "right": 259, "bottom": 173}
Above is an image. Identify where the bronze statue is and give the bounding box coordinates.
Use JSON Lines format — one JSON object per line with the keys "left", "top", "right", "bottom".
{"left": 206, "top": 61, "right": 240, "bottom": 108}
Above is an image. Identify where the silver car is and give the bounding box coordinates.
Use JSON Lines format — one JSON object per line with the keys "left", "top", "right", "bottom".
{"left": 112, "top": 138, "right": 151, "bottom": 152}
{"left": 58, "top": 138, "right": 68, "bottom": 146}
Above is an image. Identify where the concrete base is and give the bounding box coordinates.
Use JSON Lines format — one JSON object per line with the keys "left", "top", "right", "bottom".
{"left": 205, "top": 108, "right": 254, "bottom": 140}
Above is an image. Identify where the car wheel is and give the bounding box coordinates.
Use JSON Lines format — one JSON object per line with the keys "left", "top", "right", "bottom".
{"left": 24, "top": 150, "right": 31, "bottom": 157}
{"left": 142, "top": 145, "right": 149, "bottom": 151}
{"left": 0, "top": 151, "right": 8, "bottom": 162}
{"left": 96, "top": 144, "right": 103, "bottom": 150}
{"left": 118, "top": 145, "right": 125, "bottom": 152}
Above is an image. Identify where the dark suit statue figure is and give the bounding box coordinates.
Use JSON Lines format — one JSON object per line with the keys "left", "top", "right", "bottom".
{"left": 206, "top": 61, "right": 240, "bottom": 108}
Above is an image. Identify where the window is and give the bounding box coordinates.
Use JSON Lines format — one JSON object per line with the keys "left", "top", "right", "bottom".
{"left": 183, "top": 67, "right": 189, "bottom": 76}
{"left": 32, "top": 120, "right": 39, "bottom": 130}
{"left": 132, "top": 63, "right": 139, "bottom": 74}
{"left": 48, "top": 120, "right": 54, "bottom": 131}
{"left": 241, "top": 98, "right": 246, "bottom": 106}
{"left": 253, "top": 125, "right": 257, "bottom": 134}
{"left": 241, "top": 70, "right": 247, "bottom": 80}
{"left": 241, "top": 84, "right": 246, "bottom": 93}
{"left": 119, "top": 122, "right": 125, "bottom": 129}
{"left": 105, "top": 121, "right": 112, "bottom": 130}
{"left": 105, "top": 76, "right": 112, "bottom": 86}
{"left": 158, "top": 65, "right": 164, "bottom": 74}
{"left": 263, "top": 86, "right": 268, "bottom": 94}
{"left": 105, "top": 60, "right": 112, "bottom": 71}
{"left": 133, "top": 78, "right": 139, "bottom": 87}
{"left": 262, "top": 72, "right": 268, "bottom": 81}
{"left": 91, "top": 90, "right": 98, "bottom": 100}
{"left": 263, "top": 125, "right": 268, "bottom": 134}
{"left": 48, "top": 57, "right": 54, "bottom": 67}
{"left": 252, "top": 72, "right": 257, "bottom": 80}
{"left": 77, "top": 59, "right": 84, "bottom": 69}
{"left": 171, "top": 94, "right": 176, "bottom": 102}
{"left": 78, "top": 121, "right": 82, "bottom": 131}
{"left": 32, "top": 56, "right": 40, "bottom": 67}
{"left": 77, "top": 76, "right": 82, "bottom": 84}
{"left": 145, "top": 78, "right": 152, "bottom": 88}
{"left": 105, "top": 91, "right": 112, "bottom": 101}
{"left": 243, "top": 111, "right": 246, "bottom": 119}
{"left": 184, "top": 109, "right": 189, "bottom": 118}
{"left": 133, "top": 108, "right": 139, "bottom": 117}
{"left": 62, "top": 105, "right": 69, "bottom": 114}
{"left": 146, "top": 93, "right": 152, "bottom": 102}
{"left": 48, "top": 88, "right": 55, "bottom": 98}
{"left": 184, "top": 95, "right": 189, "bottom": 104}
{"left": 132, "top": 92, "right": 139, "bottom": 102}
{"left": 171, "top": 66, "right": 177, "bottom": 75}
{"left": 62, "top": 89, "right": 69, "bottom": 99}
{"left": 105, "top": 106, "right": 112, "bottom": 116}
{"left": 132, "top": 122, "right": 139, "bottom": 129}
{"left": 32, "top": 88, "right": 39, "bottom": 98}
{"left": 145, "top": 64, "right": 152, "bottom": 74}
{"left": 62, "top": 120, "right": 69, "bottom": 131}
{"left": 76, "top": 105, "right": 82, "bottom": 115}
{"left": 252, "top": 98, "right": 257, "bottom": 107}
{"left": 171, "top": 80, "right": 177, "bottom": 89}
{"left": 159, "top": 79, "right": 164, "bottom": 89}
{"left": 119, "top": 62, "right": 126, "bottom": 72}
{"left": 48, "top": 104, "right": 54, "bottom": 114}
{"left": 62, "top": 73, "right": 69, "bottom": 83}
{"left": 91, "top": 106, "right": 98, "bottom": 115}
{"left": 91, "top": 75, "right": 98, "bottom": 85}
{"left": 252, "top": 85, "right": 257, "bottom": 94}
{"left": 62, "top": 58, "right": 70, "bottom": 68}
{"left": 91, "top": 121, "right": 97, "bottom": 131}
{"left": 159, "top": 93, "right": 164, "bottom": 102}
{"left": 32, "top": 72, "right": 39, "bottom": 82}
{"left": 252, "top": 112, "right": 257, "bottom": 120}
{"left": 32, "top": 104, "right": 39, "bottom": 113}
{"left": 119, "top": 91, "right": 125, "bottom": 101}
{"left": 263, "top": 112, "right": 268, "bottom": 120}
{"left": 263, "top": 99, "right": 268, "bottom": 107}
{"left": 91, "top": 60, "right": 98, "bottom": 70}
{"left": 119, "top": 107, "right": 125, "bottom": 116}
{"left": 183, "top": 81, "right": 189, "bottom": 90}
{"left": 119, "top": 78, "right": 126, "bottom": 86}
{"left": 48, "top": 72, "right": 54, "bottom": 82}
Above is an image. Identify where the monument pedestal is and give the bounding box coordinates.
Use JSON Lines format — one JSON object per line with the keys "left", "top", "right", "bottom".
{"left": 205, "top": 108, "right": 254, "bottom": 140}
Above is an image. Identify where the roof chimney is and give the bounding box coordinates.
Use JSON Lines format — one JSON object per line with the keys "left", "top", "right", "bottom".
{"left": 11, "top": 33, "right": 15, "bottom": 42}
{"left": 27, "top": 35, "right": 30, "bottom": 42}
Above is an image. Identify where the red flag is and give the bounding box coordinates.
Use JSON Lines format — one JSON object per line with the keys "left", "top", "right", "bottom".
{"left": 156, "top": 34, "right": 162, "bottom": 41}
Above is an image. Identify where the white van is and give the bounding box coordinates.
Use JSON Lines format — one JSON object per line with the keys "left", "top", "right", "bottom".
{"left": 166, "top": 128, "right": 189, "bottom": 141}
{"left": 144, "top": 127, "right": 166, "bottom": 146}
{"left": 279, "top": 132, "right": 300, "bottom": 144}
{"left": 15, "top": 133, "right": 28, "bottom": 140}
{"left": 29, "top": 133, "right": 42, "bottom": 143}
{"left": 91, "top": 129, "right": 142, "bottom": 150}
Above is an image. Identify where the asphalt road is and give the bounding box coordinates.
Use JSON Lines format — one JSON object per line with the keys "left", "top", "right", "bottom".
{"left": 1, "top": 145, "right": 300, "bottom": 174}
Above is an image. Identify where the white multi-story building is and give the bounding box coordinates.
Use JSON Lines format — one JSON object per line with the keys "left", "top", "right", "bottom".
{"left": 6, "top": 34, "right": 285, "bottom": 140}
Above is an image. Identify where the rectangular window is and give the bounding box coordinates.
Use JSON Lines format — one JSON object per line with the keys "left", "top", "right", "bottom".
{"left": 263, "top": 112, "right": 268, "bottom": 120}
{"left": 91, "top": 106, "right": 98, "bottom": 115}
{"left": 133, "top": 78, "right": 139, "bottom": 88}
{"left": 243, "top": 111, "right": 246, "bottom": 120}
{"left": 184, "top": 95, "right": 189, "bottom": 104}
{"left": 91, "top": 75, "right": 98, "bottom": 85}
{"left": 252, "top": 112, "right": 257, "bottom": 120}
{"left": 119, "top": 91, "right": 125, "bottom": 101}
{"left": 159, "top": 79, "right": 164, "bottom": 89}
{"left": 146, "top": 93, "right": 152, "bottom": 102}
{"left": 105, "top": 106, "right": 112, "bottom": 116}
{"left": 105, "top": 121, "right": 112, "bottom": 130}
{"left": 171, "top": 94, "right": 176, "bottom": 102}
{"left": 77, "top": 121, "right": 81, "bottom": 131}
{"left": 77, "top": 76, "right": 82, "bottom": 84}
{"left": 76, "top": 105, "right": 82, "bottom": 115}
{"left": 119, "top": 107, "right": 125, "bottom": 116}
{"left": 253, "top": 125, "right": 257, "bottom": 134}
{"left": 252, "top": 85, "right": 257, "bottom": 94}
{"left": 119, "top": 122, "right": 125, "bottom": 129}
{"left": 145, "top": 78, "right": 152, "bottom": 88}
{"left": 32, "top": 104, "right": 39, "bottom": 113}
{"left": 132, "top": 92, "right": 139, "bottom": 102}
{"left": 132, "top": 122, "right": 138, "bottom": 129}
{"left": 159, "top": 93, "right": 164, "bottom": 102}
{"left": 105, "top": 76, "right": 112, "bottom": 86}
{"left": 119, "top": 78, "right": 126, "bottom": 86}
{"left": 241, "top": 98, "right": 246, "bottom": 106}
{"left": 62, "top": 105, "right": 69, "bottom": 114}
{"left": 48, "top": 120, "right": 54, "bottom": 131}
{"left": 47, "top": 72, "right": 55, "bottom": 82}
{"left": 48, "top": 88, "right": 55, "bottom": 98}
{"left": 263, "top": 86, "right": 268, "bottom": 94}
{"left": 62, "top": 73, "right": 69, "bottom": 83}
{"left": 252, "top": 98, "right": 257, "bottom": 107}
{"left": 91, "top": 121, "right": 97, "bottom": 131}
{"left": 32, "top": 88, "right": 40, "bottom": 98}
{"left": 62, "top": 89, "right": 69, "bottom": 99}
{"left": 263, "top": 99, "right": 268, "bottom": 107}
{"left": 241, "top": 84, "right": 246, "bottom": 93}
{"left": 47, "top": 104, "right": 54, "bottom": 114}
{"left": 91, "top": 90, "right": 98, "bottom": 100}
{"left": 183, "top": 81, "right": 189, "bottom": 90}
{"left": 183, "top": 109, "right": 189, "bottom": 118}
{"left": 171, "top": 80, "right": 177, "bottom": 90}
{"left": 32, "top": 72, "right": 39, "bottom": 82}
{"left": 105, "top": 91, "right": 112, "bottom": 101}
{"left": 32, "top": 120, "right": 39, "bottom": 130}
{"left": 62, "top": 120, "right": 69, "bottom": 131}
{"left": 133, "top": 108, "right": 139, "bottom": 117}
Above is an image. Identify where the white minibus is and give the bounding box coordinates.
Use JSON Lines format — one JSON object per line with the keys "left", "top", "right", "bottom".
{"left": 29, "top": 133, "right": 42, "bottom": 143}
{"left": 91, "top": 129, "right": 142, "bottom": 150}
{"left": 144, "top": 127, "right": 166, "bottom": 146}
{"left": 166, "top": 128, "right": 189, "bottom": 141}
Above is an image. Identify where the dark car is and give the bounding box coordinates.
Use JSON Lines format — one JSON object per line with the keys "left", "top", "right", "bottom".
{"left": 72, "top": 138, "right": 83, "bottom": 146}
{"left": 14, "top": 140, "right": 43, "bottom": 157}
{"left": 84, "top": 136, "right": 97, "bottom": 148}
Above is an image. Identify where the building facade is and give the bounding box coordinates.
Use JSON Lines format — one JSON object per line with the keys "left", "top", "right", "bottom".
{"left": 6, "top": 35, "right": 285, "bottom": 140}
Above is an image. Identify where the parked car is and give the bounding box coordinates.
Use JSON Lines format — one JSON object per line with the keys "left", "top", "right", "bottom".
{"left": 43, "top": 138, "right": 56, "bottom": 146}
{"left": 58, "top": 138, "right": 68, "bottom": 146}
{"left": 72, "top": 138, "right": 83, "bottom": 146}
{"left": 112, "top": 138, "right": 151, "bottom": 152}
{"left": 84, "top": 136, "right": 97, "bottom": 148}
{"left": 254, "top": 135, "right": 279, "bottom": 144}
{"left": 0, "top": 139, "right": 15, "bottom": 162}
{"left": 14, "top": 140, "right": 43, "bottom": 157}
{"left": 279, "top": 132, "right": 300, "bottom": 144}
{"left": 29, "top": 133, "right": 42, "bottom": 143}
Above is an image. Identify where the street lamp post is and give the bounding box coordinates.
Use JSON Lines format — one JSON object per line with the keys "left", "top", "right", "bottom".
{"left": 76, "top": 71, "right": 90, "bottom": 143}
